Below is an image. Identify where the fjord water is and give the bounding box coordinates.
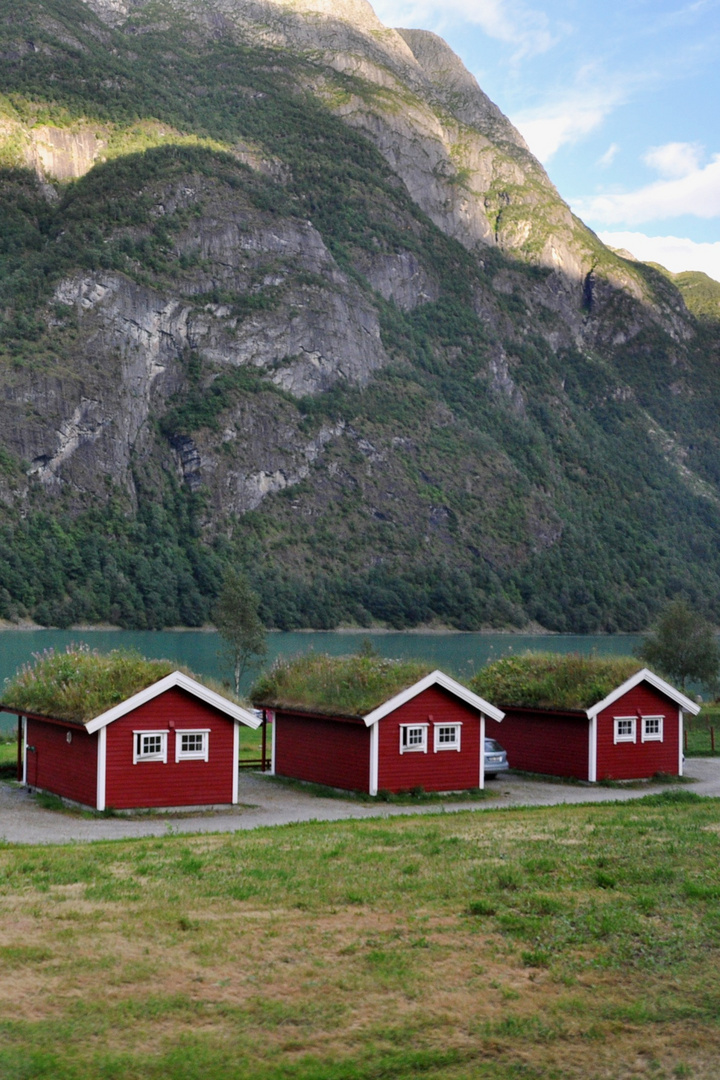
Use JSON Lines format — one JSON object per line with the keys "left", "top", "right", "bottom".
{"left": 0, "top": 629, "right": 642, "bottom": 731}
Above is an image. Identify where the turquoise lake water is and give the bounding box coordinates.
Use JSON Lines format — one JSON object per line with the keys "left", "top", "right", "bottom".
{"left": 0, "top": 628, "right": 642, "bottom": 733}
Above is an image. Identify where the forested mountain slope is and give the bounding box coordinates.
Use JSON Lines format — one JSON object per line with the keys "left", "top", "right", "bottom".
{"left": 0, "top": 0, "right": 719, "bottom": 632}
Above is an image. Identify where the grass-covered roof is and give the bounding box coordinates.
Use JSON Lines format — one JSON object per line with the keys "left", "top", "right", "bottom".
{"left": 251, "top": 653, "right": 433, "bottom": 717}
{"left": 2, "top": 645, "right": 224, "bottom": 724}
{"left": 470, "top": 653, "right": 643, "bottom": 711}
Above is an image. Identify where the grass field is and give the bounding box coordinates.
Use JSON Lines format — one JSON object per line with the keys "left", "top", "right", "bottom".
{"left": 0, "top": 734, "right": 16, "bottom": 778}
{"left": 1, "top": 793, "right": 720, "bottom": 1079}
{"left": 687, "top": 707, "right": 720, "bottom": 756}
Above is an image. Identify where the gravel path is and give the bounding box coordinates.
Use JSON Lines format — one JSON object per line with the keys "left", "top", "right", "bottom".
{"left": 1, "top": 759, "right": 719, "bottom": 845}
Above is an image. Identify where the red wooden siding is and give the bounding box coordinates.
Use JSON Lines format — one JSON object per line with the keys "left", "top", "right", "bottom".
{"left": 26, "top": 718, "right": 97, "bottom": 806}
{"left": 274, "top": 711, "right": 370, "bottom": 791}
{"left": 377, "top": 686, "right": 482, "bottom": 793}
{"left": 485, "top": 710, "right": 589, "bottom": 780}
{"left": 104, "top": 687, "right": 236, "bottom": 809}
{"left": 596, "top": 683, "right": 680, "bottom": 780}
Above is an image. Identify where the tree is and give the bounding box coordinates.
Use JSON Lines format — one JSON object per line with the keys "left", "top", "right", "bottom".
{"left": 214, "top": 569, "right": 267, "bottom": 695}
{"left": 636, "top": 599, "right": 720, "bottom": 693}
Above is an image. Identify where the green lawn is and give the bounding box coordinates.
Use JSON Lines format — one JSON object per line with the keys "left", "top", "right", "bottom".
{"left": 0, "top": 735, "right": 16, "bottom": 778}
{"left": 686, "top": 705, "right": 720, "bottom": 756}
{"left": 1, "top": 793, "right": 720, "bottom": 1078}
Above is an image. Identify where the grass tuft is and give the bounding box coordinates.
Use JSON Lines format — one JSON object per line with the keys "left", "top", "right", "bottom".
{"left": 471, "top": 652, "right": 643, "bottom": 710}
{"left": 2, "top": 644, "right": 246, "bottom": 723}
{"left": 251, "top": 652, "right": 432, "bottom": 716}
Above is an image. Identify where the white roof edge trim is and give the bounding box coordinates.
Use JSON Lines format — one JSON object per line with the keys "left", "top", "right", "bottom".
{"left": 85, "top": 671, "right": 261, "bottom": 733}
{"left": 585, "top": 667, "right": 700, "bottom": 719}
{"left": 362, "top": 669, "right": 504, "bottom": 727}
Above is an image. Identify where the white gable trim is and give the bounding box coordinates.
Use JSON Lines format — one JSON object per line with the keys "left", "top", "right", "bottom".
{"left": 585, "top": 667, "right": 700, "bottom": 719}
{"left": 85, "top": 671, "right": 261, "bottom": 733}
{"left": 232, "top": 722, "right": 240, "bottom": 805}
{"left": 362, "top": 669, "right": 504, "bottom": 727}
{"left": 96, "top": 727, "right": 107, "bottom": 812}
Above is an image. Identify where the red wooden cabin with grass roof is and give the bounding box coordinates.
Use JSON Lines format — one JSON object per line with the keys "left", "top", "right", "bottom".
{"left": 4, "top": 669, "right": 260, "bottom": 812}
{"left": 477, "top": 662, "right": 699, "bottom": 782}
{"left": 253, "top": 658, "right": 505, "bottom": 795}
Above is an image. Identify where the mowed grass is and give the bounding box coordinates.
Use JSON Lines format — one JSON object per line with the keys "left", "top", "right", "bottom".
{"left": 1, "top": 795, "right": 720, "bottom": 1079}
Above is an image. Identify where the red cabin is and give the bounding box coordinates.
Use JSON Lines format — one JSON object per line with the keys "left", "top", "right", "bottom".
{"left": 484, "top": 668, "right": 699, "bottom": 782}
{"left": 16, "top": 672, "right": 260, "bottom": 811}
{"left": 261, "top": 670, "right": 504, "bottom": 795}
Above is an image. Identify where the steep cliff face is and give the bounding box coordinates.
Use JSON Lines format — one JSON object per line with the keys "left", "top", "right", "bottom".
{"left": 2, "top": 165, "right": 389, "bottom": 509}
{"left": 0, "top": 0, "right": 718, "bottom": 633}
{"left": 76, "top": 0, "right": 682, "bottom": 322}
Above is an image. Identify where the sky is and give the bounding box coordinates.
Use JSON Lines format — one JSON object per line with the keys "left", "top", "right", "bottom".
{"left": 371, "top": 0, "right": 720, "bottom": 281}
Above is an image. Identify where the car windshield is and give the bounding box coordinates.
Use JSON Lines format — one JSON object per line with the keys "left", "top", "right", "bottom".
{"left": 484, "top": 739, "right": 504, "bottom": 752}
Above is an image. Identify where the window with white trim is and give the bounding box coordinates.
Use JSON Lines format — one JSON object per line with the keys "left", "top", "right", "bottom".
{"left": 433, "top": 722, "right": 461, "bottom": 752}
{"left": 641, "top": 715, "right": 664, "bottom": 742}
{"left": 399, "top": 724, "right": 428, "bottom": 754}
{"left": 613, "top": 717, "right": 636, "bottom": 744}
{"left": 133, "top": 730, "right": 168, "bottom": 763}
{"left": 176, "top": 729, "right": 210, "bottom": 762}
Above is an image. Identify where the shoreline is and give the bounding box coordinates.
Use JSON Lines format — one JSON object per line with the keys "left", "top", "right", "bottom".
{"left": 0, "top": 621, "right": 647, "bottom": 638}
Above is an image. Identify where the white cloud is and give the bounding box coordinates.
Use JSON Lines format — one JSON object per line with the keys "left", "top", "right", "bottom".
{"left": 576, "top": 154, "right": 720, "bottom": 224}
{"left": 511, "top": 82, "right": 626, "bottom": 163}
{"left": 598, "top": 143, "right": 619, "bottom": 168}
{"left": 599, "top": 231, "right": 720, "bottom": 283}
{"left": 643, "top": 141, "right": 704, "bottom": 178}
{"left": 371, "top": 0, "right": 555, "bottom": 58}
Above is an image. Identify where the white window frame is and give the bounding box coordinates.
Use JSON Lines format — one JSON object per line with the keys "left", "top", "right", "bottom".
{"left": 175, "top": 728, "right": 210, "bottom": 762}
{"left": 641, "top": 715, "right": 664, "bottom": 743}
{"left": 433, "top": 722, "right": 462, "bottom": 752}
{"left": 133, "top": 730, "right": 169, "bottom": 764}
{"left": 613, "top": 716, "right": 636, "bottom": 745}
{"left": 399, "top": 723, "right": 429, "bottom": 754}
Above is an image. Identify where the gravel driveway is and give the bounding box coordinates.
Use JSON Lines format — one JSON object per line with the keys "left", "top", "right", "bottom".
{"left": 1, "top": 759, "right": 719, "bottom": 845}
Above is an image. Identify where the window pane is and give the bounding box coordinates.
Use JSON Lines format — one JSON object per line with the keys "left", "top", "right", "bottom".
{"left": 182, "top": 733, "right": 203, "bottom": 753}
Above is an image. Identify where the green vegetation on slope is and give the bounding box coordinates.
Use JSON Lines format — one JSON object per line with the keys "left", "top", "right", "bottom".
{"left": 470, "top": 652, "right": 642, "bottom": 710}
{"left": 0, "top": 490, "right": 224, "bottom": 629}
{"left": 1, "top": 798, "right": 720, "bottom": 1078}
{"left": 0, "top": 0, "right": 719, "bottom": 632}
{"left": 251, "top": 652, "right": 432, "bottom": 715}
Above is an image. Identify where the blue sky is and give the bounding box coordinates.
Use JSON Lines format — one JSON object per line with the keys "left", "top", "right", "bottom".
{"left": 372, "top": 0, "right": 720, "bottom": 281}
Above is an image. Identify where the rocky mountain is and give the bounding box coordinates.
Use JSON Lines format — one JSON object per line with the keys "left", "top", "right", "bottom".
{"left": 0, "top": 0, "right": 719, "bottom": 631}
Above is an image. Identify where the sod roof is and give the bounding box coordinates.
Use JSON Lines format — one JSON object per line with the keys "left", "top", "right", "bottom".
{"left": 2, "top": 646, "right": 238, "bottom": 724}
{"left": 251, "top": 653, "right": 434, "bottom": 717}
{"left": 470, "top": 653, "right": 643, "bottom": 711}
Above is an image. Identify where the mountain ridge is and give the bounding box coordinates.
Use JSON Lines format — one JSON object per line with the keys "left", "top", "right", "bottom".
{"left": 0, "top": 0, "right": 718, "bottom": 632}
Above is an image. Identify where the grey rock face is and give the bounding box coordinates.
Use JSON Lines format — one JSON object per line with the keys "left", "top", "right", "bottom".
{"left": 1, "top": 172, "right": 389, "bottom": 505}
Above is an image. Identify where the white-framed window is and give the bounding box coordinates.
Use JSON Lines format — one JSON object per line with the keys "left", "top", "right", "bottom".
{"left": 433, "top": 722, "right": 462, "bottom": 752}
{"left": 399, "top": 724, "right": 428, "bottom": 754}
{"left": 175, "top": 729, "right": 210, "bottom": 762}
{"left": 641, "top": 715, "right": 664, "bottom": 743}
{"left": 613, "top": 717, "right": 636, "bottom": 744}
{"left": 133, "top": 730, "right": 168, "bottom": 763}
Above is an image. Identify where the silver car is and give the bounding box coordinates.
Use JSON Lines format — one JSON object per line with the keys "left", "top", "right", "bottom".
{"left": 484, "top": 737, "right": 509, "bottom": 777}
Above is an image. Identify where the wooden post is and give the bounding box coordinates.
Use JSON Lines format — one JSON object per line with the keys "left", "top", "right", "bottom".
{"left": 17, "top": 715, "right": 22, "bottom": 781}
{"left": 711, "top": 727, "right": 715, "bottom": 752}
{"left": 684, "top": 728, "right": 688, "bottom": 752}
{"left": 261, "top": 711, "right": 267, "bottom": 772}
